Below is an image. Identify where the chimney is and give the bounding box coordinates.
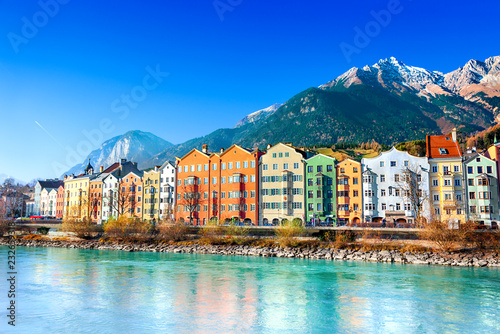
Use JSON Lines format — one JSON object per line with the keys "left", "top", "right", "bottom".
{"left": 202, "top": 144, "right": 208, "bottom": 154}
{"left": 253, "top": 147, "right": 258, "bottom": 151}
{"left": 120, "top": 158, "right": 127, "bottom": 165}
{"left": 220, "top": 148, "right": 224, "bottom": 153}
{"left": 266, "top": 144, "right": 271, "bottom": 149}
{"left": 452, "top": 128, "right": 457, "bottom": 142}
{"left": 100, "top": 166, "right": 104, "bottom": 173}
{"left": 472, "top": 147, "right": 476, "bottom": 152}
{"left": 64, "top": 175, "right": 67, "bottom": 180}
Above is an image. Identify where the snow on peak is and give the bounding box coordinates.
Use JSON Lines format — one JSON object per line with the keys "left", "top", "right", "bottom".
{"left": 235, "top": 103, "right": 283, "bottom": 128}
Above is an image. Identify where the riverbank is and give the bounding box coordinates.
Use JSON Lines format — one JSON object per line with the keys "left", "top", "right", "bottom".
{"left": 3, "top": 237, "right": 499, "bottom": 267}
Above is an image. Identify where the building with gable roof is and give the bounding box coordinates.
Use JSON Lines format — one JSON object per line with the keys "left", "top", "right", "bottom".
{"left": 259, "top": 143, "right": 313, "bottom": 225}
{"left": 426, "top": 128, "right": 465, "bottom": 223}
{"left": 362, "top": 146, "right": 430, "bottom": 225}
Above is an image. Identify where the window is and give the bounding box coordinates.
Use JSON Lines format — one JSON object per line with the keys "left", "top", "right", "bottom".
{"left": 272, "top": 153, "right": 277, "bottom": 158}
{"left": 444, "top": 179, "right": 451, "bottom": 186}
{"left": 308, "top": 191, "right": 313, "bottom": 198}
{"left": 468, "top": 179, "right": 474, "bottom": 186}
{"left": 390, "top": 161, "right": 396, "bottom": 167}
{"left": 381, "top": 189, "right": 386, "bottom": 196}
{"left": 283, "top": 163, "right": 289, "bottom": 169}
{"left": 279, "top": 152, "right": 283, "bottom": 158}
{"left": 327, "top": 190, "right": 333, "bottom": 198}
{"left": 404, "top": 160, "right": 409, "bottom": 167}
{"left": 250, "top": 191, "right": 255, "bottom": 198}
{"left": 338, "top": 178, "right": 348, "bottom": 185}
{"left": 363, "top": 175, "right": 373, "bottom": 183}
{"left": 204, "top": 177, "right": 208, "bottom": 184}
{"left": 353, "top": 178, "right": 358, "bottom": 185}
{"left": 444, "top": 193, "right": 451, "bottom": 200}
{"left": 251, "top": 161, "right": 255, "bottom": 168}
{"left": 293, "top": 163, "right": 299, "bottom": 169}
{"left": 251, "top": 175, "right": 255, "bottom": 182}
{"left": 434, "top": 207, "right": 440, "bottom": 215}
{"left": 477, "top": 166, "right": 483, "bottom": 174}
{"left": 457, "top": 208, "right": 462, "bottom": 215}
{"left": 317, "top": 190, "right": 322, "bottom": 198}
{"left": 212, "top": 177, "right": 217, "bottom": 184}
{"left": 432, "top": 165, "right": 438, "bottom": 173}
{"left": 380, "top": 175, "right": 386, "bottom": 182}
{"left": 433, "top": 194, "right": 439, "bottom": 201}
{"left": 327, "top": 165, "right": 333, "bottom": 172}
{"left": 469, "top": 192, "right": 475, "bottom": 200}
{"left": 326, "top": 178, "right": 333, "bottom": 186}
{"left": 487, "top": 166, "right": 493, "bottom": 174}
{"left": 456, "top": 193, "right": 462, "bottom": 201}
{"left": 228, "top": 162, "right": 233, "bottom": 169}
{"left": 308, "top": 166, "right": 313, "bottom": 173}
{"left": 317, "top": 165, "right": 323, "bottom": 172}
{"left": 470, "top": 206, "right": 476, "bottom": 214}
{"left": 308, "top": 179, "right": 313, "bottom": 186}
{"left": 381, "top": 203, "right": 386, "bottom": 210}
{"left": 236, "top": 162, "right": 240, "bottom": 169}
{"left": 394, "top": 174, "right": 400, "bottom": 182}
{"left": 467, "top": 166, "right": 473, "bottom": 174}
{"left": 273, "top": 164, "right": 278, "bottom": 170}
{"left": 365, "top": 203, "right": 375, "bottom": 211}
{"left": 353, "top": 190, "right": 358, "bottom": 197}
{"left": 432, "top": 179, "right": 439, "bottom": 187}
{"left": 285, "top": 152, "right": 289, "bottom": 157}
{"left": 380, "top": 161, "right": 385, "bottom": 167}
{"left": 396, "top": 203, "right": 401, "bottom": 211}
{"left": 453, "top": 165, "right": 459, "bottom": 172}
{"left": 221, "top": 177, "right": 226, "bottom": 184}
{"left": 353, "top": 167, "right": 358, "bottom": 173}
{"left": 250, "top": 204, "right": 255, "bottom": 211}
{"left": 308, "top": 203, "right": 314, "bottom": 211}
{"left": 263, "top": 164, "right": 268, "bottom": 170}
{"left": 364, "top": 190, "right": 375, "bottom": 197}
{"left": 317, "top": 203, "right": 322, "bottom": 211}
{"left": 454, "top": 178, "right": 460, "bottom": 186}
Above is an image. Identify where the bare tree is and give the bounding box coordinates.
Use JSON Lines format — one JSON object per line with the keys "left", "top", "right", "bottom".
{"left": 177, "top": 182, "right": 207, "bottom": 224}
{"left": 397, "top": 163, "right": 429, "bottom": 227}
{"left": 103, "top": 185, "right": 136, "bottom": 218}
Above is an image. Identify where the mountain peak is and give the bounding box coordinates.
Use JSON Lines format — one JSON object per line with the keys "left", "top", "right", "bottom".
{"left": 235, "top": 103, "right": 283, "bottom": 128}
{"left": 62, "top": 131, "right": 173, "bottom": 177}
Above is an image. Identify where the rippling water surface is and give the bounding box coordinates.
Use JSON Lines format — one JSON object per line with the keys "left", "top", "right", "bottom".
{"left": 1, "top": 246, "right": 499, "bottom": 333}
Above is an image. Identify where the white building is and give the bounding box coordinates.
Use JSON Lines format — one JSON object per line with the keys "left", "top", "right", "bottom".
{"left": 101, "top": 173, "right": 119, "bottom": 221}
{"left": 40, "top": 188, "right": 57, "bottom": 217}
{"left": 159, "top": 161, "right": 176, "bottom": 220}
{"left": 361, "top": 147, "right": 430, "bottom": 225}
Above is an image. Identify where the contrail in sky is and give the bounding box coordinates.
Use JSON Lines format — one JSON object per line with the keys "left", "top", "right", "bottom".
{"left": 35, "top": 121, "right": 65, "bottom": 149}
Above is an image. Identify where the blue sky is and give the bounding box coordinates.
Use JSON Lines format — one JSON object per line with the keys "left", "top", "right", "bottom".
{"left": 0, "top": 0, "right": 499, "bottom": 182}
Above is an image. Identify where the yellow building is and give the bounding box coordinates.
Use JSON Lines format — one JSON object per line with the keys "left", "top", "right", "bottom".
{"left": 426, "top": 129, "right": 465, "bottom": 224}
{"left": 63, "top": 161, "right": 94, "bottom": 221}
{"left": 142, "top": 166, "right": 161, "bottom": 222}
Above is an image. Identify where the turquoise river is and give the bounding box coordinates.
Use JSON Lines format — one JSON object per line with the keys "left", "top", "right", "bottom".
{"left": 1, "top": 246, "right": 499, "bottom": 333}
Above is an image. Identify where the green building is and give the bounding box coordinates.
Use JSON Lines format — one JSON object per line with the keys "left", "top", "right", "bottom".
{"left": 305, "top": 154, "right": 337, "bottom": 226}
{"left": 464, "top": 153, "right": 499, "bottom": 227}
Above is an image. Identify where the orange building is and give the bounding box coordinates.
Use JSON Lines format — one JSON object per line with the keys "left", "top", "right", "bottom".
{"left": 336, "top": 158, "right": 362, "bottom": 225}
{"left": 89, "top": 173, "right": 105, "bottom": 223}
{"left": 214, "top": 144, "right": 262, "bottom": 225}
{"left": 56, "top": 185, "right": 65, "bottom": 219}
{"left": 175, "top": 145, "right": 213, "bottom": 225}
{"left": 120, "top": 171, "right": 143, "bottom": 219}
{"left": 175, "top": 144, "right": 261, "bottom": 225}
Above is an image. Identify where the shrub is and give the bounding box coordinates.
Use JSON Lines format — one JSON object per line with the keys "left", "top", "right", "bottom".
{"left": 332, "top": 231, "right": 356, "bottom": 249}
{"left": 276, "top": 219, "right": 305, "bottom": 247}
{"left": 103, "top": 216, "right": 150, "bottom": 241}
{"left": 200, "top": 219, "right": 226, "bottom": 244}
{"left": 61, "top": 218, "right": 101, "bottom": 239}
{"left": 419, "top": 220, "right": 470, "bottom": 252}
{"left": 157, "top": 219, "right": 189, "bottom": 242}
{"left": 0, "top": 219, "right": 10, "bottom": 237}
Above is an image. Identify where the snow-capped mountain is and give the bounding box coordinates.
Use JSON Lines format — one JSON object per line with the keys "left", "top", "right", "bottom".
{"left": 0, "top": 174, "right": 26, "bottom": 185}
{"left": 320, "top": 56, "right": 445, "bottom": 94}
{"left": 62, "top": 130, "right": 173, "bottom": 177}
{"left": 235, "top": 103, "right": 283, "bottom": 128}
{"left": 320, "top": 56, "right": 500, "bottom": 98}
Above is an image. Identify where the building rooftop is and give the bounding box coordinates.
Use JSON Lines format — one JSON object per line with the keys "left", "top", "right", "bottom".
{"left": 426, "top": 133, "right": 462, "bottom": 159}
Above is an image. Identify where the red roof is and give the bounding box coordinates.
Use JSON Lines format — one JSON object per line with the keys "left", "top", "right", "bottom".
{"left": 426, "top": 134, "right": 462, "bottom": 158}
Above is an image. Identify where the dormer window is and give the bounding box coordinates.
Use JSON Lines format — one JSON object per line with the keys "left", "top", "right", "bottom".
{"left": 439, "top": 148, "right": 448, "bottom": 155}
{"left": 445, "top": 137, "right": 450, "bottom": 140}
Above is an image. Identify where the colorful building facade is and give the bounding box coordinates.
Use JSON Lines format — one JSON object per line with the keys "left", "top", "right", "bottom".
{"left": 336, "top": 158, "right": 362, "bottom": 225}
{"left": 305, "top": 154, "right": 337, "bottom": 225}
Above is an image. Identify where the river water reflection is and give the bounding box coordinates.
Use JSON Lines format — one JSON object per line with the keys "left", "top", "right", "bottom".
{"left": 1, "top": 246, "right": 499, "bottom": 333}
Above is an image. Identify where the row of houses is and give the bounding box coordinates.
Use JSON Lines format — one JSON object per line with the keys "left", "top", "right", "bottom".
{"left": 31, "top": 129, "right": 500, "bottom": 227}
